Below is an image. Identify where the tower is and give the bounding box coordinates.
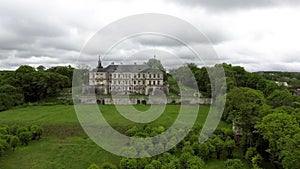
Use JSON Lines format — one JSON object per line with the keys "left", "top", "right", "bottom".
{"left": 97, "top": 55, "right": 103, "bottom": 72}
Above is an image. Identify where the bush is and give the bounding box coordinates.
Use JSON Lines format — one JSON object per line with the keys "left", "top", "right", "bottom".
{"left": 225, "top": 159, "right": 246, "bottom": 169}
{"left": 30, "top": 125, "right": 44, "bottom": 140}
{"left": 18, "top": 131, "right": 32, "bottom": 146}
{"left": 102, "top": 162, "right": 117, "bottom": 169}
{"left": 87, "top": 163, "right": 99, "bottom": 169}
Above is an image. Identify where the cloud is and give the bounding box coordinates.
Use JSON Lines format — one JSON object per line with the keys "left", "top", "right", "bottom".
{"left": 166, "top": 0, "right": 300, "bottom": 11}
{"left": 0, "top": 0, "right": 299, "bottom": 72}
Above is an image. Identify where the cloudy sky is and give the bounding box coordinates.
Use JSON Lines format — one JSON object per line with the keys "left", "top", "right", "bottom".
{"left": 0, "top": 0, "right": 300, "bottom": 72}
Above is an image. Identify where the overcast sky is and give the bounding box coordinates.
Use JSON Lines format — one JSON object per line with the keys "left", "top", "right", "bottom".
{"left": 0, "top": 0, "right": 300, "bottom": 72}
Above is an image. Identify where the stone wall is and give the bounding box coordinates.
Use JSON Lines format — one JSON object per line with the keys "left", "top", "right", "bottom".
{"left": 76, "top": 96, "right": 212, "bottom": 105}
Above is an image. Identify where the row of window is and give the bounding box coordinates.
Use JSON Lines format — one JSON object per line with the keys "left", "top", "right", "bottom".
{"left": 94, "top": 73, "right": 163, "bottom": 79}
{"left": 95, "top": 80, "right": 162, "bottom": 85}
{"left": 109, "top": 86, "right": 142, "bottom": 91}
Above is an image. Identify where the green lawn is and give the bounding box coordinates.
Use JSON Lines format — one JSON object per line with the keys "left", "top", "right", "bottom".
{"left": 0, "top": 104, "right": 233, "bottom": 169}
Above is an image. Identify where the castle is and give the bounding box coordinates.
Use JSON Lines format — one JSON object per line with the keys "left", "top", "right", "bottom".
{"left": 84, "top": 56, "right": 168, "bottom": 95}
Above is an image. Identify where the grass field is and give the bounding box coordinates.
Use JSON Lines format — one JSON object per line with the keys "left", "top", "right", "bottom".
{"left": 0, "top": 104, "right": 237, "bottom": 169}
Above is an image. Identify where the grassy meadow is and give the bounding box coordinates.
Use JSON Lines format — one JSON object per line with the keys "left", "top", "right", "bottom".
{"left": 0, "top": 104, "right": 238, "bottom": 169}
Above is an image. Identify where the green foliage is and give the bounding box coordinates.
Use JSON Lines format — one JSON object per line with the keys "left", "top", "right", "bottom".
{"left": 147, "top": 58, "right": 165, "bottom": 72}
{"left": 212, "top": 136, "right": 225, "bottom": 159}
{"left": 193, "top": 143, "right": 209, "bottom": 160}
{"left": 281, "top": 133, "right": 300, "bottom": 169}
{"left": 179, "top": 152, "right": 192, "bottom": 168}
{"left": 30, "top": 125, "right": 44, "bottom": 140}
{"left": 0, "top": 105, "right": 238, "bottom": 168}
{"left": 15, "top": 65, "right": 36, "bottom": 74}
{"left": 18, "top": 131, "right": 32, "bottom": 146}
{"left": 225, "top": 159, "right": 246, "bottom": 169}
{"left": 36, "top": 65, "right": 46, "bottom": 71}
{"left": 0, "top": 93, "right": 14, "bottom": 111}
{"left": 87, "top": 163, "right": 99, "bottom": 169}
{"left": 120, "top": 158, "right": 138, "bottom": 169}
{"left": 47, "top": 65, "right": 74, "bottom": 85}
{"left": 224, "top": 137, "right": 235, "bottom": 158}
{"left": 102, "top": 162, "right": 117, "bottom": 169}
{"left": 0, "top": 65, "right": 74, "bottom": 111}
{"left": 10, "top": 136, "right": 19, "bottom": 151}
{"left": 150, "top": 160, "right": 161, "bottom": 169}
{"left": 245, "top": 147, "right": 257, "bottom": 164}
{"left": 267, "top": 89, "right": 296, "bottom": 108}
{"left": 187, "top": 156, "right": 205, "bottom": 169}
{"left": 0, "top": 125, "right": 43, "bottom": 157}
{"left": 255, "top": 112, "right": 300, "bottom": 166}
{"left": 144, "top": 164, "right": 155, "bottom": 169}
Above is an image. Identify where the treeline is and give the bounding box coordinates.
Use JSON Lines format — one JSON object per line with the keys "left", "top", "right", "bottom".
{"left": 223, "top": 87, "right": 300, "bottom": 169}
{"left": 0, "top": 65, "right": 74, "bottom": 111}
{"left": 258, "top": 71, "right": 300, "bottom": 89}
{"left": 170, "top": 63, "right": 282, "bottom": 97}
{"left": 0, "top": 125, "right": 44, "bottom": 157}
{"left": 88, "top": 125, "right": 244, "bottom": 169}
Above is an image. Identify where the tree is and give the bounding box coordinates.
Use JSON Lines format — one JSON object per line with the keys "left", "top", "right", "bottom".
{"left": 10, "top": 136, "right": 19, "bottom": 151}
{"left": 225, "top": 159, "right": 246, "bottom": 169}
{"left": 18, "top": 131, "right": 32, "bottom": 146}
{"left": 267, "top": 89, "right": 294, "bottom": 108}
{"left": 87, "top": 163, "right": 99, "bottom": 169}
{"left": 150, "top": 160, "right": 161, "bottom": 169}
{"left": 30, "top": 125, "right": 44, "bottom": 140}
{"left": 47, "top": 65, "right": 74, "bottom": 84}
{"left": 224, "top": 87, "right": 265, "bottom": 150}
{"left": 147, "top": 58, "right": 165, "bottom": 72}
{"left": 102, "top": 162, "right": 117, "bottom": 169}
{"left": 0, "top": 93, "right": 14, "bottom": 111}
{"left": 170, "top": 65, "right": 197, "bottom": 89}
{"left": 120, "top": 158, "right": 138, "bottom": 169}
{"left": 225, "top": 137, "right": 235, "bottom": 158}
{"left": 193, "top": 143, "right": 209, "bottom": 160}
{"left": 15, "top": 65, "right": 35, "bottom": 74}
{"left": 0, "top": 84, "right": 24, "bottom": 107}
{"left": 137, "top": 157, "right": 149, "bottom": 168}
{"left": 255, "top": 112, "right": 300, "bottom": 167}
{"left": 251, "top": 154, "right": 263, "bottom": 169}
{"left": 0, "top": 139, "right": 8, "bottom": 157}
{"left": 212, "top": 136, "right": 225, "bottom": 159}
{"left": 281, "top": 133, "right": 300, "bottom": 169}
{"left": 144, "top": 164, "right": 155, "bottom": 169}
{"left": 187, "top": 156, "right": 205, "bottom": 169}
{"left": 19, "top": 71, "right": 69, "bottom": 102}
{"left": 36, "top": 65, "right": 46, "bottom": 71}
{"left": 179, "top": 152, "right": 192, "bottom": 168}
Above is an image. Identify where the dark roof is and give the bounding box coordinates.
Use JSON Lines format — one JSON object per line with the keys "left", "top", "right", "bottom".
{"left": 94, "top": 64, "right": 150, "bottom": 73}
